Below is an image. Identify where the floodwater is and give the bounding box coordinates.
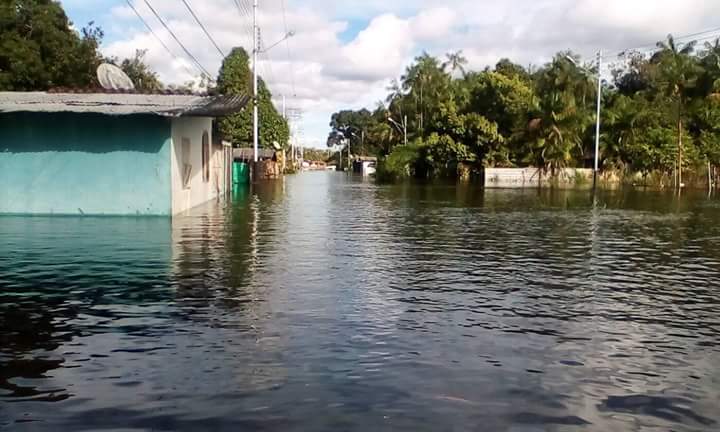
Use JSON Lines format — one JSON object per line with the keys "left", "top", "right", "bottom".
{"left": 1, "top": 172, "right": 720, "bottom": 431}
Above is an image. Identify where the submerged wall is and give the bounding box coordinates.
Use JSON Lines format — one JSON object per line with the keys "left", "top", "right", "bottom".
{"left": 170, "top": 116, "right": 220, "bottom": 215}
{"left": 0, "top": 113, "right": 172, "bottom": 215}
{"left": 483, "top": 168, "right": 594, "bottom": 188}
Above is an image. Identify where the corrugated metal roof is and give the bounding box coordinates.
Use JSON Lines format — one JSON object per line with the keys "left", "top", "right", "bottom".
{"left": 0, "top": 92, "right": 249, "bottom": 117}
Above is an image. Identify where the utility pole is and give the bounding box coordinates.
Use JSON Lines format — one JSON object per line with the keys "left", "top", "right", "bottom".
{"left": 252, "top": 0, "right": 259, "bottom": 163}
{"left": 286, "top": 107, "right": 302, "bottom": 167}
{"left": 593, "top": 50, "right": 602, "bottom": 187}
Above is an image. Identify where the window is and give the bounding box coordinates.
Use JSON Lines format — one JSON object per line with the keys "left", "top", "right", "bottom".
{"left": 202, "top": 131, "right": 210, "bottom": 183}
{"left": 181, "top": 138, "right": 192, "bottom": 189}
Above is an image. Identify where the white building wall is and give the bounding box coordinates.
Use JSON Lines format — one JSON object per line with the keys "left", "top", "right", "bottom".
{"left": 170, "top": 117, "right": 225, "bottom": 215}
{"left": 484, "top": 167, "right": 594, "bottom": 188}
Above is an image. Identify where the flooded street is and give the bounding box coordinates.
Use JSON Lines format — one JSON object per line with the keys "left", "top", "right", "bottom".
{"left": 1, "top": 172, "right": 720, "bottom": 431}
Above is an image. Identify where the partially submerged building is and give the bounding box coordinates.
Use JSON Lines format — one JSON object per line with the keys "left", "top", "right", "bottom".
{"left": 0, "top": 92, "right": 248, "bottom": 216}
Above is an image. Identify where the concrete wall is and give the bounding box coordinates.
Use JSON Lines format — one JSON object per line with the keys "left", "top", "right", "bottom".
{"left": 0, "top": 113, "right": 172, "bottom": 215}
{"left": 484, "top": 168, "right": 542, "bottom": 187}
{"left": 484, "top": 167, "right": 593, "bottom": 188}
{"left": 170, "top": 117, "right": 224, "bottom": 215}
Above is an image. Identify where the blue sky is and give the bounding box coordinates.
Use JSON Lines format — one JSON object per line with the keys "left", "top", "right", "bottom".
{"left": 60, "top": 0, "right": 720, "bottom": 149}
{"left": 62, "top": 1, "right": 369, "bottom": 44}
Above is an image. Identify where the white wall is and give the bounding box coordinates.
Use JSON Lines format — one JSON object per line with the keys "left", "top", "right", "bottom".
{"left": 484, "top": 167, "right": 593, "bottom": 188}
{"left": 170, "top": 117, "right": 224, "bottom": 215}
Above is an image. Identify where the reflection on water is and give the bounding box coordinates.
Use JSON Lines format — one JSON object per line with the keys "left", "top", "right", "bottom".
{"left": 1, "top": 173, "right": 720, "bottom": 431}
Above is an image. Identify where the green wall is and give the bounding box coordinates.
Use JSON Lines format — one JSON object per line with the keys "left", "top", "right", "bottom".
{"left": 0, "top": 113, "right": 172, "bottom": 216}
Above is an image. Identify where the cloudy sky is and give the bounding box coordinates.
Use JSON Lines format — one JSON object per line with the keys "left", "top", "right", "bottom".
{"left": 60, "top": 0, "right": 720, "bottom": 148}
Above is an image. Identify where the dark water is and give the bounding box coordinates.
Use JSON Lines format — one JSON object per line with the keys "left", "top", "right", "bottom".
{"left": 2, "top": 173, "right": 720, "bottom": 431}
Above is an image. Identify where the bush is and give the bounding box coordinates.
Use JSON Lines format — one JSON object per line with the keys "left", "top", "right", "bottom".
{"left": 376, "top": 143, "right": 423, "bottom": 182}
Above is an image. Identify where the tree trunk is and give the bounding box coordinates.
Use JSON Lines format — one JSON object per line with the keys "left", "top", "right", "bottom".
{"left": 677, "top": 98, "right": 683, "bottom": 190}
{"left": 420, "top": 81, "right": 424, "bottom": 139}
{"left": 678, "top": 118, "right": 683, "bottom": 189}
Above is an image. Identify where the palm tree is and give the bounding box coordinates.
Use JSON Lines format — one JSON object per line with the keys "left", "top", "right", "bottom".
{"left": 655, "top": 35, "right": 701, "bottom": 187}
{"left": 401, "top": 53, "right": 449, "bottom": 139}
{"left": 603, "top": 94, "right": 640, "bottom": 170}
{"left": 523, "top": 54, "right": 595, "bottom": 177}
{"left": 443, "top": 50, "right": 468, "bottom": 77}
{"left": 385, "top": 79, "right": 403, "bottom": 103}
{"left": 385, "top": 79, "right": 405, "bottom": 130}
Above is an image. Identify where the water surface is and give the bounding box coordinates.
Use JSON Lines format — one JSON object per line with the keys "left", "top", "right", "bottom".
{"left": 2, "top": 173, "right": 720, "bottom": 431}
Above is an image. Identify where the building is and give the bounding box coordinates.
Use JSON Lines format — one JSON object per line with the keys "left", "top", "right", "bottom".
{"left": 352, "top": 156, "right": 377, "bottom": 176}
{"left": 0, "top": 91, "right": 248, "bottom": 216}
{"left": 233, "top": 147, "right": 282, "bottom": 179}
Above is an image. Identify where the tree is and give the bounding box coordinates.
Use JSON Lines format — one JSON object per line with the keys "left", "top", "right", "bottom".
{"left": 326, "top": 109, "right": 378, "bottom": 156}
{"left": 654, "top": 35, "right": 701, "bottom": 186}
{"left": 0, "top": 0, "right": 104, "bottom": 90}
{"left": 463, "top": 71, "right": 534, "bottom": 164}
{"left": 494, "top": 58, "right": 530, "bottom": 82}
{"left": 333, "top": 38, "right": 720, "bottom": 186}
{"left": 114, "top": 49, "right": 163, "bottom": 92}
{"left": 522, "top": 54, "right": 595, "bottom": 174}
{"left": 443, "top": 50, "right": 468, "bottom": 77}
{"left": 217, "top": 47, "right": 289, "bottom": 148}
{"left": 401, "top": 52, "right": 451, "bottom": 139}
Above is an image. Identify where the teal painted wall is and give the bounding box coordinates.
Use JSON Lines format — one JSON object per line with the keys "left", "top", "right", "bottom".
{"left": 0, "top": 113, "right": 172, "bottom": 216}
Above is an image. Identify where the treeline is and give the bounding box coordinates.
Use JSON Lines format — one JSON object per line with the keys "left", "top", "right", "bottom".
{"left": 1, "top": 1, "right": 288, "bottom": 149}
{"left": 327, "top": 37, "right": 720, "bottom": 185}
{"left": 0, "top": 0, "right": 164, "bottom": 92}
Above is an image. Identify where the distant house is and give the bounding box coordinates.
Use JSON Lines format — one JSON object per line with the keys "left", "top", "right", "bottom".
{"left": 0, "top": 91, "right": 248, "bottom": 216}
{"left": 352, "top": 156, "right": 377, "bottom": 175}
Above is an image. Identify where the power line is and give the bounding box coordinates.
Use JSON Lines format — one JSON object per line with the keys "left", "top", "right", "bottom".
{"left": 233, "top": 0, "right": 256, "bottom": 53}
{"left": 143, "top": 0, "right": 213, "bottom": 79}
{"left": 257, "top": 28, "right": 276, "bottom": 87}
{"left": 280, "top": 0, "right": 297, "bottom": 97}
{"left": 180, "top": 0, "right": 226, "bottom": 58}
{"left": 604, "top": 26, "right": 720, "bottom": 60}
{"left": 123, "top": 0, "right": 197, "bottom": 76}
{"left": 606, "top": 31, "right": 720, "bottom": 67}
{"left": 260, "top": 48, "right": 276, "bottom": 86}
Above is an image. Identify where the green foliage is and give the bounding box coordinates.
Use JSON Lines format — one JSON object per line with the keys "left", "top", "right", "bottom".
{"left": 0, "top": 0, "right": 104, "bottom": 90}
{"left": 377, "top": 143, "right": 422, "bottom": 181}
{"left": 301, "top": 148, "right": 331, "bottom": 162}
{"left": 217, "top": 47, "right": 289, "bottom": 149}
{"left": 108, "top": 49, "right": 163, "bottom": 92}
{"left": 331, "top": 36, "right": 720, "bottom": 185}
{"left": 0, "top": 1, "right": 168, "bottom": 92}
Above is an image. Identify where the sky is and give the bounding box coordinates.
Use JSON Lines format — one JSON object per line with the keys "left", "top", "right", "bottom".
{"left": 60, "top": 0, "right": 720, "bottom": 149}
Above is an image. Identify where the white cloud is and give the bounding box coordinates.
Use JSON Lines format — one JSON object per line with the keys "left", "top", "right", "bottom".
{"left": 325, "top": 14, "right": 413, "bottom": 81}
{"left": 76, "top": 0, "right": 720, "bottom": 148}
{"left": 410, "top": 7, "right": 457, "bottom": 41}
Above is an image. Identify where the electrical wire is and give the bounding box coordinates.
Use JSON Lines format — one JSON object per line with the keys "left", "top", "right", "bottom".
{"left": 143, "top": 0, "right": 213, "bottom": 79}
{"left": 123, "top": 0, "right": 198, "bottom": 77}
{"left": 180, "top": 0, "right": 226, "bottom": 58}
{"left": 233, "top": 0, "right": 256, "bottom": 53}
{"left": 280, "top": 0, "right": 297, "bottom": 97}
{"left": 604, "top": 27, "right": 720, "bottom": 60}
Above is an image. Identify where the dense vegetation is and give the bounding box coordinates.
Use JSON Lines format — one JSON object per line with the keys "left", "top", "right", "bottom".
{"left": 216, "top": 48, "right": 289, "bottom": 149}
{"left": 1, "top": 1, "right": 289, "bottom": 150}
{"left": 328, "top": 40, "right": 720, "bottom": 186}
{"left": 0, "top": 0, "right": 104, "bottom": 90}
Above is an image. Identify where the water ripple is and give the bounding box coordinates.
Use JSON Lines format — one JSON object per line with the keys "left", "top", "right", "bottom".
{"left": 1, "top": 175, "right": 719, "bottom": 431}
